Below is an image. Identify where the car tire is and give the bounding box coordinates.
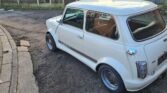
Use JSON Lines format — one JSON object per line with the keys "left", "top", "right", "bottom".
{"left": 98, "top": 65, "right": 127, "bottom": 93}
{"left": 46, "top": 33, "right": 58, "bottom": 52}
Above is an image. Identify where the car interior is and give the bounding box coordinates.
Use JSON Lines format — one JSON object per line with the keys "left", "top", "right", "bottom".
{"left": 86, "top": 11, "right": 119, "bottom": 39}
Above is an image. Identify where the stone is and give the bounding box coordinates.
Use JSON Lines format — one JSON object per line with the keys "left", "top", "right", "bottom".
{"left": 0, "top": 64, "right": 11, "bottom": 82}
{"left": 17, "top": 47, "right": 29, "bottom": 52}
{"left": 20, "top": 40, "right": 30, "bottom": 47}
{"left": 0, "top": 8, "right": 4, "bottom": 11}
{"left": 8, "top": 9, "right": 14, "bottom": 12}
{"left": 17, "top": 52, "right": 39, "bottom": 93}
{"left": 0, "top": 82, "right": 10, "bottom": 93}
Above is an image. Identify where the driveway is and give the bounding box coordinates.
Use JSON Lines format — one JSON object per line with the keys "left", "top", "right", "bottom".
{"left": 0, "top": 10, "right": 166, "bottom": 93}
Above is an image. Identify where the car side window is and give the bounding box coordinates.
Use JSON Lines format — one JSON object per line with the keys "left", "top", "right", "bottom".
{"left": 86, "top": 10, "right": 119, "bottom": 40}
{"left": 63, "top": 8, "right": 84, "bottom": 29}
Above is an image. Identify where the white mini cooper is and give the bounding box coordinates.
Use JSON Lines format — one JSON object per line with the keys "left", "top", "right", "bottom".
{"left": 46, "top": 1, "right": 167, "bottom": 93}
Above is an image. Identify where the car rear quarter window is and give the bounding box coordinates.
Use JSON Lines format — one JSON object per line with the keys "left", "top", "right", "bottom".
{"left": 63, "top": 8, "right": 84, "bottom": 29}
{"left": 86, "top": 10, "right": 119, "bottom": 40}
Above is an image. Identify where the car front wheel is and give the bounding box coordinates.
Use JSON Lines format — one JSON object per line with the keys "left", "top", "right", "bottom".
{"left": 46, "top": 33, "right": 58, "bottom": 52}
{"left": 98, "top": 65, "right": 126, "bottom": 93}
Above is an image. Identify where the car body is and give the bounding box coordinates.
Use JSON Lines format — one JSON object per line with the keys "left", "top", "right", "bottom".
{"left": 46, "top": 0, "right": 167, "bottom": 92}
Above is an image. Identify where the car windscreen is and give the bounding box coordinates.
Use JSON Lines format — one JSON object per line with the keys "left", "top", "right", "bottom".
{"left": 128, "top": 10, "right": 166, "bottom": 41}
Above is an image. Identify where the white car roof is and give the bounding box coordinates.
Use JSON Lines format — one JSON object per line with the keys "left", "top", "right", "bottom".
{"left": 67, "top": 1, "right": 158, "bottom": 16}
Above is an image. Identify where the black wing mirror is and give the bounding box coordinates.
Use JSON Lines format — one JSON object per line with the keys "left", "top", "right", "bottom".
{"left": 59, "top": 19, "right": 63, "bottom": 25}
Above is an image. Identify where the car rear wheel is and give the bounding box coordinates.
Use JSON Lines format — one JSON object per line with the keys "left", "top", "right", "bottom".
{"left": 46, "top": 33, "right": 58, "bottom": 52}
{"left": 98, "top": 65, "right": 126, "bottom": 93}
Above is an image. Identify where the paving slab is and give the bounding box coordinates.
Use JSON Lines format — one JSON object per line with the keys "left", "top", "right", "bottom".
{"left": 0, "top": 57, "right": 2, "bottom": 72}
{"left": 0, "top": 64, "right": 11, "bottom": 83}
{"left": 0, "top": 38, "right": 2, "bottom": 72}
{"left": 0, "top": 38, "right": 2, "bottom": 58}
{"left": 0, "top": 25, "right": 39, "bottom": 93}
{"left": 3, "top": 52, "right": 12, "bottom": 64}
{"left": 17, "top": 51, "right": 38, "bottom": 93}
{"left": 0, "top": 29, "right": 5, "bottom": 36}
{"left": 17, "top": 47, "right": 29, "bottom": 52}
{"left": 0, "top": 25, "right": 18, "bottom": 93}
{"left": 0, "top": 36, "right": 12, "bottom": 52}
{"left": 0, "top": 82, "right": 10, "bottom": 93}
{"left": 9, "top": 49, "right": 17, "bottom": 93}
{"left": 0, "top": 25, "right": 13, "bottom": 40}
{"left": 9, "top": 39, "right": 17, "bottom": 50}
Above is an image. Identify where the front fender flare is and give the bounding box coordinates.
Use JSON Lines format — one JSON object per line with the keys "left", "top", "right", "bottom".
{"left": 47, "top": 29, "right": 59, "bottom": 47}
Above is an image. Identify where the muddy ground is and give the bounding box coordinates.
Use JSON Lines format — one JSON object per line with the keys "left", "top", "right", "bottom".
{"left": 0, "top": 10, "right": 166, "bottom": 93}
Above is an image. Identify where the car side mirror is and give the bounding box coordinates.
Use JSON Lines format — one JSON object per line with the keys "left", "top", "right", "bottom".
{"left": 59, "top": 19, "right": 63, "bottom": 25}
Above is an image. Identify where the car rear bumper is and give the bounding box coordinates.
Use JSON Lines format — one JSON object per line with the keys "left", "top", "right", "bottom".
{"left": 125, "top": 62, "right": 167, "bottom": 91}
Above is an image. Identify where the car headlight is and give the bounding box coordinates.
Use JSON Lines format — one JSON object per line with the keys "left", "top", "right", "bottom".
{"left": 136, "top": 61, "right": 147, "bottom": 79}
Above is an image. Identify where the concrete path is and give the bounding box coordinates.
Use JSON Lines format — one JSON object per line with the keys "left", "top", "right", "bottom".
{"left": 0, "top": 25, "right": 38, "bottom": 93}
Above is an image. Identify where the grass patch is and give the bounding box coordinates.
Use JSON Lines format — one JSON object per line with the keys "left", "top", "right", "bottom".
{"left": 0, "top": 3, "right": 64, "bottom": 10}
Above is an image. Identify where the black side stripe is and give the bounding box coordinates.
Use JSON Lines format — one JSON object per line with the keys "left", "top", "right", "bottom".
{"left": 58, "top": 40, "right": 97, "bottom": 63}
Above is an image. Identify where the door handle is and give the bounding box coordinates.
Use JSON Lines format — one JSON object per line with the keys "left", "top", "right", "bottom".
{"left": 77, "top": 35, "right": 84, "bottom": 39}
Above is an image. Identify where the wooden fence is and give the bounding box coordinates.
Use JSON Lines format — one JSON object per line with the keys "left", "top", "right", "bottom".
{"left": 0, "top": 0, "right": 77, "bottom": 6}
{"left": 0, "top": 0, "right": 166, "bottom": 6}
{"left": 149, "top": 0, "right": 166, "bottom": 4}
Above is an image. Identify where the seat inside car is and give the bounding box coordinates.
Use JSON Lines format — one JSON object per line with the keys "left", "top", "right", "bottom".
{"left": 93, "top": 17, "right": 116, "bottom": 37}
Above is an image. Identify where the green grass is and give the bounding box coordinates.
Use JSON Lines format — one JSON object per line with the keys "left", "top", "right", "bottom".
{"left": 159, "top": 1, "right": 167, "bottom": 9}
{"left": 0, "top": 3, "right": 64, "bottom": 10}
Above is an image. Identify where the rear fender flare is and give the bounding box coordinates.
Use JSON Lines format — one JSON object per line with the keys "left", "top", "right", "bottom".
{"left": 96, "top": 57, "right": 131, "bottom": 82}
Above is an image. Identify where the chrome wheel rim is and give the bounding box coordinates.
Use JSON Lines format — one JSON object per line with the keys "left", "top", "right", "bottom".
{"left": 101, "top": 69, "right": 119, "bottom": 90}
{"left": 46, "top": 36, "right": 53, "bottom": 50}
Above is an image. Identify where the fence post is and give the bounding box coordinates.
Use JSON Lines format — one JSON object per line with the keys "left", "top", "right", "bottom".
{"left": 0, "top": 0, "right": 3, "bottom": 6}
{"left": 17, "top": 0, "right": 20, "bottom": 5}
{"left": 49, "top": 0, "right": 52, "bottom": 5}
{"left": 62, "top": 0, "right": 65, "bottom": 7}
{"left": 37, "top": 0, "right": 39, "bottom": 6}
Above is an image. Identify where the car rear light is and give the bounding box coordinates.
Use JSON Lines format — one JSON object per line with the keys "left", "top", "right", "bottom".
{"left": 136, "top": 61, "right": 147, "bottom": 79}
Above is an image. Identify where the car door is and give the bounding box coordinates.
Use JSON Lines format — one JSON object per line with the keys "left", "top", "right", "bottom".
{"left": 84, "top": 10, "right": 127, "bottom": 63}
{"left": 57, "top": 7, "right": 85, "bottom": 53}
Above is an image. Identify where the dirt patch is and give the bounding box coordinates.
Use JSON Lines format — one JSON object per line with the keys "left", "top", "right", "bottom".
{"left": 1, "top": 10, "right": 167, "bottom": 93}
{"left": 5, "top": 25, "right": 109, "bottom": 93}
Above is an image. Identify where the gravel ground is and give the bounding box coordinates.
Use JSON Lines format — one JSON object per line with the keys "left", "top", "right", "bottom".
{"left": 0, "top": 10, "right": 167, "bottom": 93}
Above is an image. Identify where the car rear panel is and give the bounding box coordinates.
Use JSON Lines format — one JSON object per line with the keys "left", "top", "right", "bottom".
{"left": 144, "top": 32, "right": 167, "bottom": 75}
